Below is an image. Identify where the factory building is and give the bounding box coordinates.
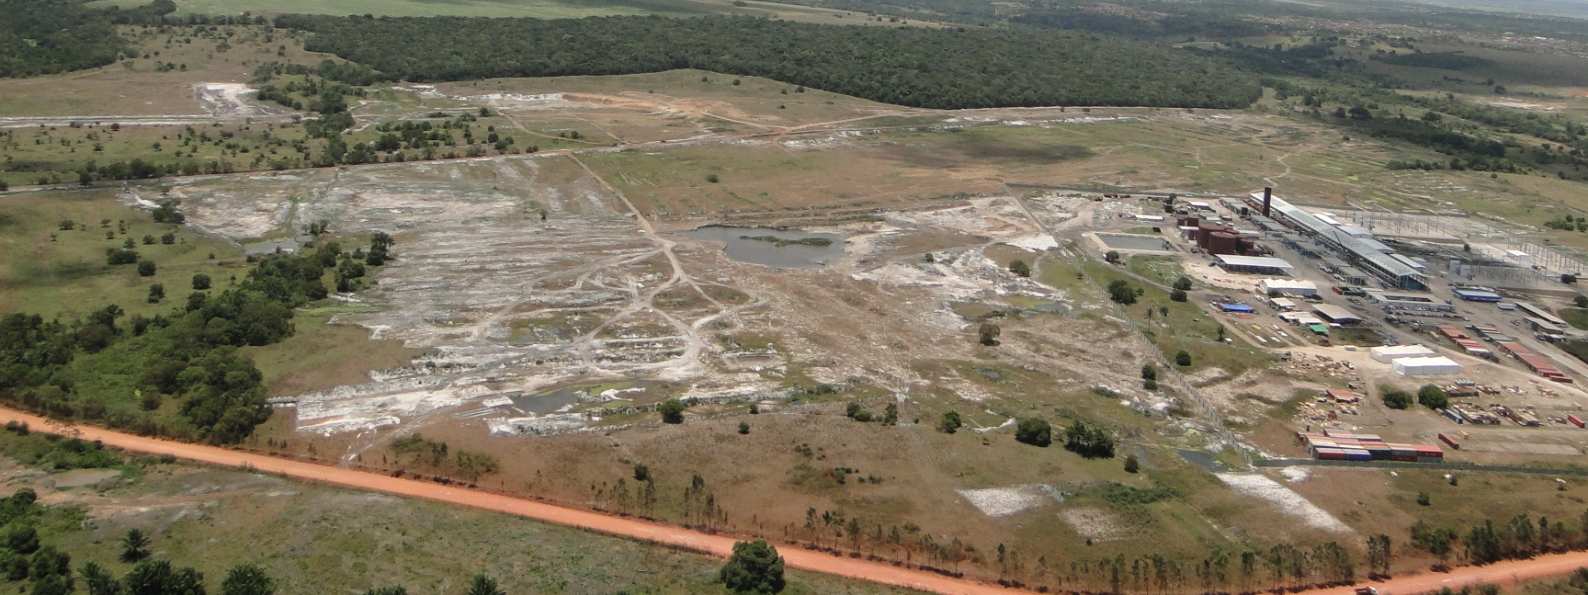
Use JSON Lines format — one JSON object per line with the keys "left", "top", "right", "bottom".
{"left": 1366, "top": 290, "right": 1455, "bottom": 313}
{"left": 1393, "top": 356, "right": 1463, "bottom": 377}
{"left": 1259, "top": 278, "right": 1318, "bottom": 298}
{"left": 1215, "top": 254, "right": 1295, "bottom": 275}
{"left": 1312, "top": 304, "right": 1361, "bottom": 325}
{"left": 1370, "top": 344, "right": 1436, "bottom": 363}
{"left": 1452, "top": 287, "right": 1503, "bottom": 303}
{"left": 1244, "top": 189, "right": 1428, "bottom": 290}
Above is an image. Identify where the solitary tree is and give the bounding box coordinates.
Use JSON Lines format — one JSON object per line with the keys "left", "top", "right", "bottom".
{"left": 658, "top": 399, "right": 686, "bottom": 424}
{"left": 1381, "top": 387, "right": 1412, "bottom": 410}
{"left": 720, "top": 540, "right": 785, "bottom": 594}
{"left": 978, "top": 322, "right": 1001, "bottom": 346}
{"left": 1009, "top": 259, "right": 1031, "bottom": 278}
{"left": 147, "top": 284, "right": 165, "bottom": 304}
{"left": 121, "top": 529, "right": 150, "bottom": 563}
{"left": 465, "top": 575, "right": 505, "bottom": 595}
{"left": 1107, "top": 280, "right": 1137, "bottom": 305}
{"left": 1417, "top": 385, "right": 1449, "bottom": 410}
{"left": 1124, "top": 454, "right": 1140, "bottom": 473}
{"left": 1015, "top": 417, "right": 1052, "bottom": 447}
{"left": 137, "top": 259, "right": 157, "bottom": 277}
{"left": 222, "top": 564, "right": 275, "bottom": 595}
{"left": 1175, "top": 350, "right": 1192, "bottom": 366}
{"left": 738, "top": 422, "right": 750, "bottom": 435}
{"left": 939, "top": 411, "right": 962, "bottom": 434}
{"left": 192, "top": 273, "right": 211, "bottom": 291}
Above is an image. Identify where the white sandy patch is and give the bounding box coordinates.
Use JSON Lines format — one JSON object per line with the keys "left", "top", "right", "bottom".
{"left": 1060, "top": 507, "right": 1129, "bottom": 541}
{"left": 1216, "top": 472, "right": 1350, "bottom": 532}
{"left": 958, "top": 484, "right": 1063, "bottom": 517}
{"left": 1006, "top": 233, "right": 1059, "bottom": 252}
{"left": 1280, "top": 466, "right": 1311, "bottom": 483}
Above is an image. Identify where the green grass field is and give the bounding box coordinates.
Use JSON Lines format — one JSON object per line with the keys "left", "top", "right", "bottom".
{"left": 0, "top": 190, "right": 250, "bottom": 320}
{"left": 244, "top": 302, "right": 420, "bottom": 396}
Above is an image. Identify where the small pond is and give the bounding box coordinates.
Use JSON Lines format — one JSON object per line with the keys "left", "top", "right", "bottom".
{"left": 1095, "top": 233, "right": 1171, "bottom": 252}
{"left": 509, "top": 387, "right": 583, "bottom": 415}
{"left": 683, "top": 226, "right": 846, "bottom": 268}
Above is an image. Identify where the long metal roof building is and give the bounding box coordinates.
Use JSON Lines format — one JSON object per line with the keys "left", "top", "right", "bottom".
{"left": 1247, "top": 191, "right": 1428, "bottom": 290}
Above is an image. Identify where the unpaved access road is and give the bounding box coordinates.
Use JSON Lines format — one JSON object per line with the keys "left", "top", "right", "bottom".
{"left": 1300, "top": 552, "right": 1588, "bottom": 595}
{"left": 0, "top": 407, "right": 1020, "bottom": 595}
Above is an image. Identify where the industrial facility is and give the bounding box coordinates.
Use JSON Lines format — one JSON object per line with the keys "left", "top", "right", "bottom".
{"left": 1216, "top": 254, "right": 1295, "bottom": 275}
{"left": 1244, "top": 188, "right": 1429, "bottom": 290}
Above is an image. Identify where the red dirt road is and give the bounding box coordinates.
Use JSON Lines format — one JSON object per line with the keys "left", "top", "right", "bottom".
{"left": 0, "top": 408, "right": 1021, "bottom": 595}
{"left": 10, "top": 407, "right": 1588, "bottom": 594}
{"left": 1300, "top": 551, "right": 1588, "bottom": 595}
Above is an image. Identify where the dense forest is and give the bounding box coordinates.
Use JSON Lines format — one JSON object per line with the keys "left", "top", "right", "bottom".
{"left": 0, "top": 0, "right": 130, "bottom": 77}
{"left": 1370, "top": 51, "right": 1493, "bottom": 71}
{"left": 274, "top": 14, "right": 1262, "bottom": 109}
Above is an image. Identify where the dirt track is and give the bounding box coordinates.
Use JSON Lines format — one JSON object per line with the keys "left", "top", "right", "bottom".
{"left": 0, "top": 407, "right": 1025, "bottom": 595}
{"left": 6, "top": 407, "right": 1588, "bottom": 593}
{"left": 1300, "top": 552, "right": 1588, "bottom": 595}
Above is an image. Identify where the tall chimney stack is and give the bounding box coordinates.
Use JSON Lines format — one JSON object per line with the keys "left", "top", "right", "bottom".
{"left": 1262, "top": 187, "right": 1273, "bottom": 217}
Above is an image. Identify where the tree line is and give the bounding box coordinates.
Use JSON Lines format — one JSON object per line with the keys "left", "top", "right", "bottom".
{"left": 273, "top": 14, "right": 1261, "bottom": 110}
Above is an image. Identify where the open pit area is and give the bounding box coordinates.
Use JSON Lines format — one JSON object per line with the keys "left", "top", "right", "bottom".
{"left": 13, "top": 62, "right": 1588, "bottom": 588}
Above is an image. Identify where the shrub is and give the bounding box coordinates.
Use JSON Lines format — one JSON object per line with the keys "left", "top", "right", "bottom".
{"left": 1065, "top": 419, "right": 1115, "bottom": 458}
{"left": 938, "top": 411, "right": 962, "bottom": 434}
{"left": 1107, "top": 280, "right": 1137, "bottom": 304}
{"left": 1009, "top": 259, "right": 1031, "bottom": 277}
{"left": 978, "top": 322, "right": 1001, "bottom": 346}
{"left": 1123, "top": 454, "right": 1139, "bottom": 473}
{"left": 1418, "top": 385, "right": 1449, "bottom": 410}
{"left": 658, "top": 399, "right": 686, "bottom": 424}
{"left": 1015, "top": 417, "right": 1052, "bottom": 447}
{"left": 137, "top": 259, "right": 157, "bottom": 277}
{"left": 1175, "top": 350, "right": 1192, "bottom": 366}
{"left": 1382, "top": 387, "right": 1412, "bottom": 410}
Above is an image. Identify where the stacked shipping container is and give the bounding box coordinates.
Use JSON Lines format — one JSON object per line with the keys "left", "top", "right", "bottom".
{"left": 1436, "top": 325, "right": 1493, "bottom": 358}
{"left": 1496, "top": 341, "right": 1572, "bottom": 383}
{"left": 1300, "top": 431, "right": 1443, "bottom": 463}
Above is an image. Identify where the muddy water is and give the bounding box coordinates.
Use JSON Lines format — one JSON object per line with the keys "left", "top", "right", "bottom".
{"left": 510, "top": 388, "right": 583, "bottom": 415}
{"left": 683, "top": 226, "right": 845, "bottom": 268}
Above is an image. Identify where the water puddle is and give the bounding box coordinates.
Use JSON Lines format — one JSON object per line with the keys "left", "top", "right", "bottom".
{"left": 684, "top": 226, "right": 845, "bottom": 268}
{"left": 509, "top": 387, "right": 583, "bottom": 415}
